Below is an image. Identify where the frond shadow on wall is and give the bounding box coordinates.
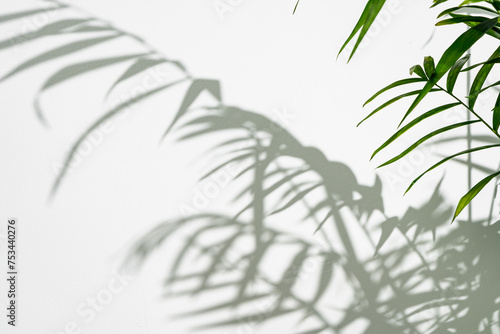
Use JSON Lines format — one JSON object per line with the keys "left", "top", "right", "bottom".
{"left": 1, "top": 1, "right": 500, "bottom": 333}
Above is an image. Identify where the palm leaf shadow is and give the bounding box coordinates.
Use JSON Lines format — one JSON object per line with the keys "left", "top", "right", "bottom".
{"left": 1, "top": 1, "right": 500, "bottom": 333}
{"left": 126, "top": 102, "right": 498, "bottom": 333}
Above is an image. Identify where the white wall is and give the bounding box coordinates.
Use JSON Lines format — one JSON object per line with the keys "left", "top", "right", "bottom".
{"left": 0, "top": 1, "right": 498, "bottom": 333}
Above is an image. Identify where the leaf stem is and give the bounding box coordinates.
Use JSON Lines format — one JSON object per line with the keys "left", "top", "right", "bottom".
{"left": 435, "top": 84, "right": 500, "bottom": 140}
{"left": 466, "top": 51, "right": 473, "bottom": 223}
{"left": 487, "top": 160, "right": 500, "bottom": 225}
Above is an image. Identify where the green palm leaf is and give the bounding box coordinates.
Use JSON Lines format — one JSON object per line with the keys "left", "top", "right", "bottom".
{"left": 405, "top": 144, "right": 500, "bottom": 194}
{"left": 453, "top": 170, "right": 500, "bottom": 221}
{"left": 377, "top": 120, "right": 480, "bottom": 168}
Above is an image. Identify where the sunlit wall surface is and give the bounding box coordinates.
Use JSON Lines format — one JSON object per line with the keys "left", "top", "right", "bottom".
{"left": 1, "top": 1, "right": 499, "bottom": 333}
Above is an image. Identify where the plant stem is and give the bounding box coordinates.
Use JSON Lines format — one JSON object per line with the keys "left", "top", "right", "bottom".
{"left": 487, "top": 160, "right": 500, "bottom": 225}
{"left": 436, "top": 84, "right": 500, "bottom": 140}
{"left": 466, "top": 51, "right": 473, "bottom": 223}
